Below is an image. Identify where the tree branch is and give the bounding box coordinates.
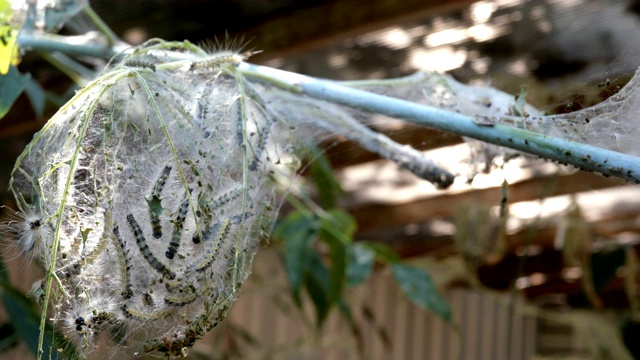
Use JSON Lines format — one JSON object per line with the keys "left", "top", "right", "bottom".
{"left": 15, "top": 32, "right": 640, "bottom": 184}
{"left": 238, "top": 62, "right": 640, "bottom": 184}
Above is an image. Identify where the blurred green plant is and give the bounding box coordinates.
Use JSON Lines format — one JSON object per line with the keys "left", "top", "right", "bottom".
{"left": 272, "top": 150, "right": 451, "bottom": 338}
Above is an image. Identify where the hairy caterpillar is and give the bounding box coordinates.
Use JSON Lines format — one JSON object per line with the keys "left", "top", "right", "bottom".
{"left": 189, "top": 51, "right": 245, "bottom": 71}
{"left": 0, "top": 204, "right": 51, "bottom": 263}
{"left": 124, "top": 58, "right": 157, "bottom": 72}
{"left": 165, "top": 193, "right": 190, "bottom": 260}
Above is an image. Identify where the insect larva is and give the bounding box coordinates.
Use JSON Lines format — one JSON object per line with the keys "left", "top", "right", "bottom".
{"left": 166, "top": 193, "right": 190, "bottom": 259}
{"left": 152, "top": 166, "right": 172, "bottom": 196}
{"left": 55, "top": 262, "right": 81, "bottom": 280}
{"left": 78, "top": 222, "right": 109, "bottom": 266}
{"left": 56, "top": 222, "right": 111, "bottom": 280}
{"left": 191, "top": 224, "right": 208, "bottom": 244}
{"left": 142, "top": 292, "right": 154, "bottom": 307}
{"left": 73, "top": 311, "right": 119, "bottom": 335}
{"left": 210, "top": 187, "right": 242, "bottom": 210}
{"left": 121, "top": 304, "right": 172, "bottom": 320}
{"left": 90, "top": 311, "right": 117, "bottom": 329}
{"left": 240, "top": 88, "right": 272, "bottom": 172}
{"left": 230, "top": 212, "right": 252, "bottom": 225}
{"left": 126, "top": 214, "right": 175, "bottom": 280}
{"left": 148, "top": 166, "right": 172, "bottom": 239}
{"left": 188, "top": 51, "right": 245, "bottom": 71}
{"left": 164, "top": 284, "right": 197, "bottom": 306}
{"left": 248, "top": 123, "right": 269, "bottom": 171}
{"left": 197, "top": 99, "right": 208, "bottom": 124}
{"left": 124, "top": 59, "right": 156, "bottom": 72}
{"left": 235, "top": 99, "right": 244, "bottom": 147}
{"left": 74, "top": 316, "right": 86, "bottom": 332}
{"left": 53, "top": 216, "right": 113, "bottom": 282}
{"left": 0, "top": 205, "right": 51, "bottom": 258}
{"left": 112, "top": 223, "right": 134, "bottom": 299}
{"left": 194, "top": 219, "right": 230, "bottom": 272}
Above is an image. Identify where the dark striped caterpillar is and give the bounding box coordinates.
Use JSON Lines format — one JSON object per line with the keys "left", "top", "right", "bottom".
{"left": 166, "top": 192, "right": 190, "bottom": 259}
{"left": 124, "top": 58, "right": 157, "bottom": 72}
{"left": 112, "top": 223, "right": 134, "bottom": 300}
{"left": 126, "top": 214, "right": 176, "bottom": 280}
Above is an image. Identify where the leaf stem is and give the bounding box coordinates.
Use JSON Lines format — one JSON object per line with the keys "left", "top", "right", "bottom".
{"left": 81, "top": 6, "right": 121, "bottom": 46}
{"left": 18, "top": 32, "right": 120, "bottom": 59}
{"left": 37, "top": 51, "right": 94, "bottom": 86}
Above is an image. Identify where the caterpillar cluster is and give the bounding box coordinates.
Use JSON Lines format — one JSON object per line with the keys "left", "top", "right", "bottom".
{"left": 5, "top": 40, "right": 292, "bottom": 359}
{"left": 4, "top": 37, "right": 458, "bottom": 359}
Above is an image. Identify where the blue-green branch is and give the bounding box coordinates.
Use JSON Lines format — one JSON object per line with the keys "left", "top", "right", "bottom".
{"left": 18, "top": 32, "right": 120, "bottom": 59}
{"left": 15, "top": 33, "right": 640, "bottom": 183}
{"left": 237, "top": 62, "right": 640, "bottom": 183}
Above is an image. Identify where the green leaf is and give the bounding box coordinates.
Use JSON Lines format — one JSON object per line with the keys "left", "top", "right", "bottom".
{"left": 591, "top": 248, "right": 626, "bottom": 293}
{"left": 0, "top": 323, "right": 19, "bottom": 352}
{"left": 43, "top": 1, "right": 87, "bottom": 31}
{"left": 0, "top": 65, "right": 30, "bottom": 119}
{"left": 0, "top": 0, "right": 20, "bottom": 75}
{"left": 24, "top": 79, "right": 47, "bottom": 119}
{"left": 319, "top": 209, "right": 356, "bottom": 304}
{"left": 0, "top": 285, "right": 78, "bottom": 359}
{"left": 391, "top": 263, "right": 451, "bottom": 322}
{"left": 308, "top": 146, "right": 343, "bottom": 209}
{"left": 0, "top": 256, "right": 8, "bottom": 284}
{"left": 321, "top": 209, "right": 356, "bottom": 240}
{"left": 146, "top": 194, "right": 164, "bottom": 217}
{"left": 305, "top": 252, "right": 332, "bottom": 326}
{"left": 363, "top": 242, "right": 401, "bottom": 264}
{"left": 275, "top": 212, "right": 319, "bottom": 306}
{"left": 346, "top": 243, "right": 375, "bottom": 287}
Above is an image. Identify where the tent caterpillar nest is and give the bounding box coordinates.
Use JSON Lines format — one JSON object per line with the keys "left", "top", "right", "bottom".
{"left": 7, "top": 40, "right": 283, "bottom": 358}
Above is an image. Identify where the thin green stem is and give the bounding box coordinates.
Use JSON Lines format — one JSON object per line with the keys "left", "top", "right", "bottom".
{"left": 81, "top": 6, "right": 120, "bottom": 45}
{"left": 37, "top": 52, "right": 94, "bottom": 86}
{"left": 18, "top": 32, "right": 119, "bottom": 59}
{"left": 36, "top": 81, "right": 116, "bottom": 360}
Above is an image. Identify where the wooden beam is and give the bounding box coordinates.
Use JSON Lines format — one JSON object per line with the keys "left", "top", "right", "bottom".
{"left": 246, "top": 0, "right": 476, "bottom": 62}
{"left": 350, "top": 170, "right": 622, "bottom": 233}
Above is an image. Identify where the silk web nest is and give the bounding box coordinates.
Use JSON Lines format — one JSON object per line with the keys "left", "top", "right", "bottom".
{"left": 10, "top": 35, "right": 640, "bottom": 358}
{"left": 5, "top": 39, "right": 462, "bottom": 359}
{"left": 8, "top": 40, "right": 296, "bottom": 358}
